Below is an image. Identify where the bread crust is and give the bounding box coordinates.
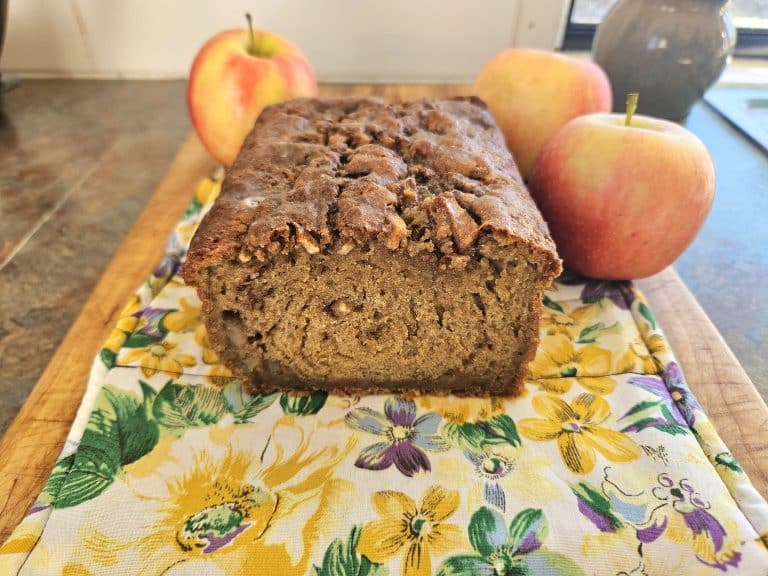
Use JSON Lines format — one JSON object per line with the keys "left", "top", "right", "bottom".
{"left": 183, "top": 96, "right": 560, "bottom": 282}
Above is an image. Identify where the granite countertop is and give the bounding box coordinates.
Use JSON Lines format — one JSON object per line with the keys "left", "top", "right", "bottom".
{"left": 0, "top": 79, "right": 765, "bottom": 437}
{"left": 677, "top": 95, "right": 768, "bottom": 396}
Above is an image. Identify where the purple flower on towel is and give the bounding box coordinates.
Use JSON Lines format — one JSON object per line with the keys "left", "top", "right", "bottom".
{"left": 135, "top": 306, "right": 173, "bottom": 339}
{"left": 152, "top": 233, "right": 185, "bottom": 279}
{"left": 662, "top": 361, "right": 701, "bottom": 426}
{"left": 595, "top": 469, "right": 742, "bottom": 570}
{"left": 345, "top": 397, "right": 449, "bottom": 477}
{"left": 628, "top": 361, "right": 700, "bottom": 427}
{"left": 580, "top": 280, "right": 635, "bottom": 310}
{"left": 556, "top": 271, "right": 635, "bottom": 310}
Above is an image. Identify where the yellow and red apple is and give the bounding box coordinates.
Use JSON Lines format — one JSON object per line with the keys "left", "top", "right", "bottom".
{"left": 529, "top": 96, "right": 715, "bottom": 280}
{"left": 188, "top": 17, "right": 317, "bottom": 166}
{"left": 473, "top": 49, "right": 612, "bottom": 179}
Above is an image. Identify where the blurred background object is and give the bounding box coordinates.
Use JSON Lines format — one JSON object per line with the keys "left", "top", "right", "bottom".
{"left": 2, "top": 0, "right": 766, "bottom": 83}
{"left": 0, "top": 0, "right": 6, "bottom": 62}
{"left": 565, "top": 0, "right": 767, "bottom": 57}
{"left": 592, "top": 0, "right": 737, "bottom": 121}
{"left": 705, "top": 87, "right": 768, "bottom": 151}
{"left": 571, "top": 0, "right": 767, "bottom": 23}
{"left": 0, "top": 0, "right": 572, "bottom": 83}
{"left": 0, "top": 0, "right": 19, "bottom": 93}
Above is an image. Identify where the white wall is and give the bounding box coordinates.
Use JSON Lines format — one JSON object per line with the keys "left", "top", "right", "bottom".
{"left": 0, "top": 0, "right": 570, "bottom": 82}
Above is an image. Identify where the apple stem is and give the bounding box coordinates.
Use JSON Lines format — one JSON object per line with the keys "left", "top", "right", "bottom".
{"left": 245, "top": 12, "right": 256, "bottom": 56}
{"left": 625, "top": 93, "right": 639, "bottom": 127}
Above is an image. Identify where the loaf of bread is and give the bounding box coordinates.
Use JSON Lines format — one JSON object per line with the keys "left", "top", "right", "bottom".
{"left": 183, "top": 97, "right": 561, "bottom": 396}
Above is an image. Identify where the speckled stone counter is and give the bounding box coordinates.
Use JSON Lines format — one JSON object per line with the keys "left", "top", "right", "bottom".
{"left": 678, "top": 101, "right": 768, "bottom": 397}
{"left": 0, "top": 80, "right": 190, "bottom": 435}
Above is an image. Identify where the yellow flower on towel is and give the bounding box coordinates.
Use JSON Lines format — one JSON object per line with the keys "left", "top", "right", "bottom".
{"left": 163, "top": 297, "right": 202, "bottom": 333}
{"left": 531, "top": 375, "right": 617, "bottom": 396}
{"left": 518, "top": 393, "right": 640, "bottom": 474}
{"left": 195, "top": 325, "right": 235, "bottom": 385}
{"left": 194, "top": 325, "right": 219, "bottom": 365}
{"left": 618, "top": 334, "right": 669, "bottom": 374}
{"left": 74, "top": 418, "right": 355, "bottom": 575}
{"left": 206, "top": 363, "right": 235, "bottom": 386}
{"left": 195, "top": 173, "right": 223, "bottom": 207}
{"left": 540, "top": 301, "right": 601, "bottom": 339}
{"left": 102, "top": 295, "right": 142, "bottom": 354}
{"left": 529, "top": 334, "right": 612, "bottom": 379}
{"left": 417, "top": 396, "right": 505, "bottom": 425}
{"left": 0, "top": 518, "right": 41, "bottom": 575}
{"left": 437, "top": 443, "right": 558, "bottom": 510}
{"left": 120, "top": 340, "right": 196, "bottom": 377}
{"left": 177, "top": 176, "right": 224, "bottom": 248}
{"left": 357, "top": 485, "right": 466, "bottom": 576}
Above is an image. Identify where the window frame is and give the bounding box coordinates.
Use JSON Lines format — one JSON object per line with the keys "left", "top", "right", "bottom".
{"left": 561, "top": 0, "right": 768, "bottom": 57}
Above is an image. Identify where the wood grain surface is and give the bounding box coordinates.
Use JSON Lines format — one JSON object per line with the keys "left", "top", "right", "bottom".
{"left": 1, "top": 84, "right": 766, "bottom": 544}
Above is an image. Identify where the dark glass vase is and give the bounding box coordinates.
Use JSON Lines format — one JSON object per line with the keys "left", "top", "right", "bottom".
{"left": 593, "top": 0, "right": 737, "bottom": 121}
{"left": 0, "top": 0, "right": 6, "bottom": 62}
{"left": 0, "top": 0, "right": 7, "bottom": 87}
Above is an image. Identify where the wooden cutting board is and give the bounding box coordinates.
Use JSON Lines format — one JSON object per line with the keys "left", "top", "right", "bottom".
{"left": 1, "top": 84, "right": 767, "bottom": 543}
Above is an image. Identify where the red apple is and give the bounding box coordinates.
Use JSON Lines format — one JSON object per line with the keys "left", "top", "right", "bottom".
{"left": 529, "top": 95, "right": 715, "bottom": 280}
{"left": 473, "top": 49, "right": 612, "bottom": 179}
{"left": 188, "top": 15, "right": 317, "bottom": 166}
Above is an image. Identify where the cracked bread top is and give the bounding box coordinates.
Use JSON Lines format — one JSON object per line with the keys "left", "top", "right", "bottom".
{"left": 184, "top": 96, "right": 560, "bottom": 282}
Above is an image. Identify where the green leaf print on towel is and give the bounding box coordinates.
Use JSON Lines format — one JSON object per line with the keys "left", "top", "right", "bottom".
{"left": 280, "top": 390, "right": 328, "bottom": 416}
{"left": 313, "top": 526, "right": 389, "bottom": 576}
{"left": 153, "top": 380, "right": 228, "bottom": 429}
{"left": 54, "top": 382, "right": 158, "bottom": 508}
{"left": 437, "top": 506, "right": 585, "bottom": 576}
